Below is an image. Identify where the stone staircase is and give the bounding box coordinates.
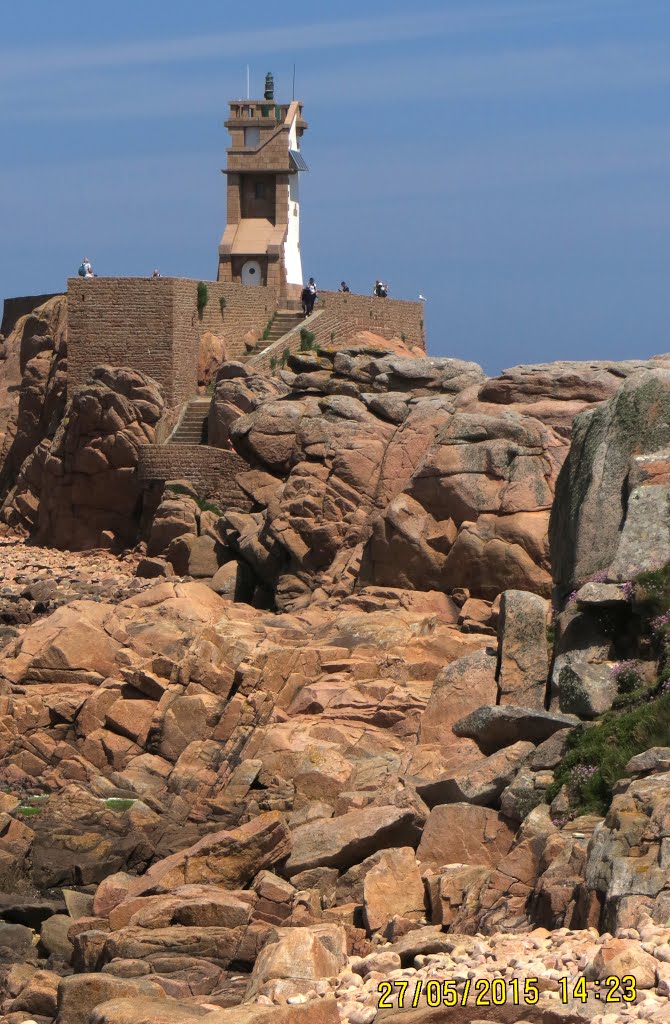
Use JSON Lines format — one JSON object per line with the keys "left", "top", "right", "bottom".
{"left": 168, "top": 397, "right": 211, "bottom": 445}
{"left": 252, "top": 309, "right": 305, "bottom": 354}
{"left": 167, "top": 311, "right": 307, "bottom": 447}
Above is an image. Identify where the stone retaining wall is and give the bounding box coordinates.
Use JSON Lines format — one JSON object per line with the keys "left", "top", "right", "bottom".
{"left": 68, "top": 278, "right": 200, "bottom": 407}
{"left": 67, "top": 278, "right": 280, "bottom": 407}
{"left": 138, "top": 445, "right": 253, "bottom": 511}
{"left": 197, "top": 280, "right": 280, "bottom": 360}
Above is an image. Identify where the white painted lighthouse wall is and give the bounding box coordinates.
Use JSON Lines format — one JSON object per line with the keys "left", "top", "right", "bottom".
{"left": 284, "top": 114, "right": 303, "bottom": 287}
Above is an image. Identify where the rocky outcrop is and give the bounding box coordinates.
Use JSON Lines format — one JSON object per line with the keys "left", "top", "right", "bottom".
{"left": 0, "top": 295, "right": 67, "bottom": 510}
{"left": 7, "top": 319, "right": 670, "bottom": 1022}
{"left": 197, "top": 330, "right": 228, "bottom": 388}
{"left": 139, "top": 351, "right": 670, "bottom": 615}
{"left": 583, "top": 766, "right": 670, "bottom": 932}
{"left": 2, "top": 366, "right": 164, "bottom": 549}
{"left": 496, "top": 590, "right": 550, "bottom": 709}
{"left": 205, "top": 348, "right": 574, "bottom": 610}
{"left": 453, "top": 705, "right": 579, "bottom": 754}
{"left": 208, "top": 363, "right": 289, "bottom": 450}
{"left": 416, "top": 803, "right": 515, "bottom": 870}
{"left": 466, "top": 356, "right": 670, "bottom": 437}
{"left": 361, "top": 410, "right": 560, "bottom": 601}
{"left": 551, "top": 368, "right": 670, "bottom": 595}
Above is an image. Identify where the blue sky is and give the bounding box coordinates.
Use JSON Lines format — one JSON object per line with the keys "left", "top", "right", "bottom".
{"left": 1, "top": 0, "right": 669, "bottom": 373}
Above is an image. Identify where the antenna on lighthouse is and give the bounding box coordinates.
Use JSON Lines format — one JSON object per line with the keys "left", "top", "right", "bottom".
{"left": 246, "top": 65, "right": 250, "bottom": 99}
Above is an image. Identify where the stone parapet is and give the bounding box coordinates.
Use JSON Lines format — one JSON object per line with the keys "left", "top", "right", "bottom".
{"left": 249, "top": 291, "right": 425, "bottom": 372}
{"left": 317, "top": 291, "right": 425, "bottom": 349}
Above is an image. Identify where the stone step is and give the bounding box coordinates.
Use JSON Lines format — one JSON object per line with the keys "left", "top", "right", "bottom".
{"left": 265, "top": 327, "right": 304, "bottom": 342}
{"left": 168, "top": 398, "right": 212, "bottom": 445}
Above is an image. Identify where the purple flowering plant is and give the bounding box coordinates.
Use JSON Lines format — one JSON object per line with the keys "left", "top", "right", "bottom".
{"left": 610, "top": 660, "right": 642, "bottom": 694}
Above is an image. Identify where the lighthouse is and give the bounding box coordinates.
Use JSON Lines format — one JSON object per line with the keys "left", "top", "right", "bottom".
{"left": 217, "top": 73, "right": 308, "bottom": 300}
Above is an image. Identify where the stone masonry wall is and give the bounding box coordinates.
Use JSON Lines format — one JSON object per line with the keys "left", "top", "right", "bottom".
{"left": 198, "top": 282, "right": 280, "bottom": 360}
{"left": 318, "top": 291, "right": 425, "bottom": 348}
{"left": 68, "top": 278, "right": 200, "bottom": 408}
{"left": 249, "top": 292, "right": 426, "bottom": 372}
{"left": 138, "top": 445, "right": 253, "bottom": 511}
{"left": 68, "top": 278, "right": 281, "bottom": 408}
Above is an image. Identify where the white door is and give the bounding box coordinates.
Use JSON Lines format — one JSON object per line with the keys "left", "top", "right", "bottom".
{"left": 241, "top": 260, "right": 261, "bottom": 286}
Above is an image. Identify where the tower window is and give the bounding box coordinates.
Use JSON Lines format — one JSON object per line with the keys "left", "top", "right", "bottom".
{"left": 244, "top": 127, "right": 260, "bottom": 147}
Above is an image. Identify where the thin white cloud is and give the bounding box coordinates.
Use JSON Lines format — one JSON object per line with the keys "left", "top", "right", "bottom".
{"left": 2, "top": 35, "right": 669, "bottom": 125}
{"left": 0, "top": 0, "right": 639, "bottom": 81}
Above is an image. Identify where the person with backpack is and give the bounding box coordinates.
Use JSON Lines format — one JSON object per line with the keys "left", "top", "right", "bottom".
{"left": 78, "top": 258, "right": 95, "bottom": 279}
{"left": 373, "top": 279, "right": 388, "bottom": 298}
{"left": 305, "top": 277, "right": 318, "bottom": 316}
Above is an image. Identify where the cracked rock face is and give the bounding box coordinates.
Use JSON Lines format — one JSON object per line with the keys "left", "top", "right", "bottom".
{"left": 2, "top": 364, "right": 164, "bottom": 550}
{"left": 210, "top": 348, "right": 581, "bottom": 611}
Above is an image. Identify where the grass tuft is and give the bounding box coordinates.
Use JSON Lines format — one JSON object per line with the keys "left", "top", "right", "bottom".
{"left": 197, "top": 282, "right": 209, "bottom": 316}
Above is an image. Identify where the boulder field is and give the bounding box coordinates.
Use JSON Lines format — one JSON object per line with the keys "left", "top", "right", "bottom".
{"left": 2, "top": 300, "right": 670, "bottom": 1022}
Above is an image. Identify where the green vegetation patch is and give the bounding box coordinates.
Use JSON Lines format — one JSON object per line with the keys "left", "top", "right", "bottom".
{"left": 197, "top": 498, "right": 223, "bottom": 516}
{"left": 105, "top": 798, "right": 135, "bottom": 812}
{"left": 633, "top": 563, "right": 670, "bottom": 624}
{"left": 165, "top": 482, "right": 195, "bottom": 498}
{"left": 547, "top": 686, "right": 670, "bottom": 817}
{"left": 299, "top": 327, "right": 316, "bottom": 352}
{"left": 164, "top": 483, "right": 222, "bottom": 516}
{"left": 197, "top": 281, "right": 209, "bottom": 316}
{"left": 18, "top": 804, "right": 44, "bottom": 816}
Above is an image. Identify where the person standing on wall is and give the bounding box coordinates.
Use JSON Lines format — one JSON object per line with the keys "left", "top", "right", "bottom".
{"left": 306, "top": 277, "right": 318, "bottom": 316}
{"left": 339, "top": 281, "right": 350, "bottom": 293}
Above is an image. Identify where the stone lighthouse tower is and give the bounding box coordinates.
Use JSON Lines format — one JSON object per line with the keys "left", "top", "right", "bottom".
{"left": 217, "top": 73, "right": 308, "bottom": 299}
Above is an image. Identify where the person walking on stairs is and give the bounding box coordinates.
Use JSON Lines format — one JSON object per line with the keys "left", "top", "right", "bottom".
{"left": 305, "top": 277, "right": 318, "bottom": 316}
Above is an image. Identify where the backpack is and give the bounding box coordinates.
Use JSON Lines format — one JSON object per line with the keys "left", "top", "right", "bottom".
{"left": 78, "top": 263, "right": 86, "bottom": 277}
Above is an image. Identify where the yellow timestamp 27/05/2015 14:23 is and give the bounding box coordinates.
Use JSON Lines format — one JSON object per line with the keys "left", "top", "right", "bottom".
{"left": 376, "top": 975, "right": 637, "bottom": 1009}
